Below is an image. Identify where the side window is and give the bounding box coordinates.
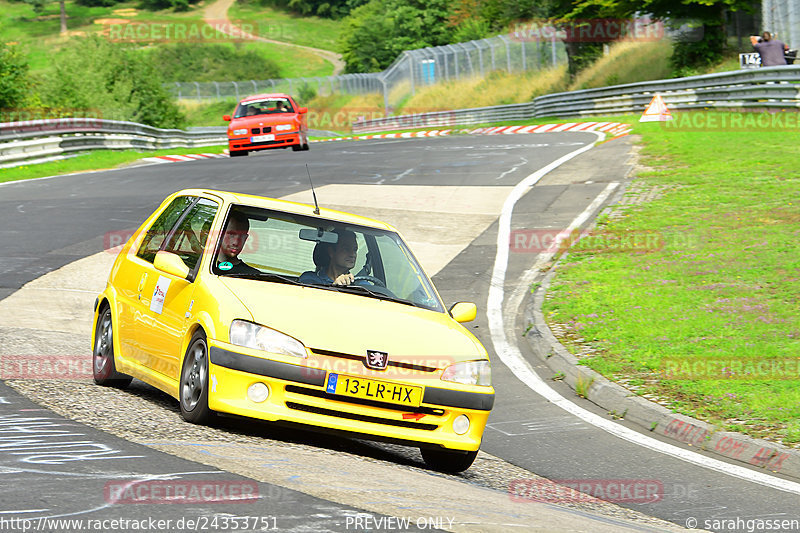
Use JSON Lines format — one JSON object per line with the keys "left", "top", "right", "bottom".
{"left": 136, "top": 196, "right": 195, "bottom": 264}
{"left": 163, "top": 198, "right": 219, "bottom": 271}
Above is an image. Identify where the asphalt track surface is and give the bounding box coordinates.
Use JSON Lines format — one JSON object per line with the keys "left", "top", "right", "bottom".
{"left": 1, "top": 134, "right": 799, "bottom": 532}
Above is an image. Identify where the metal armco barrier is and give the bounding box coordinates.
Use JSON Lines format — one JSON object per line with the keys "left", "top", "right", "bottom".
{"left": 0, "top": 118, "right": 227, "bottom": 168}
{"left": 352, "top": 65, "right": 800, "bottom": 133}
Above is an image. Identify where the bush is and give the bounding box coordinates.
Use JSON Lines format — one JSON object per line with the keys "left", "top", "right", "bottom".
{"left": 0, "top": 43, "right": 30, "bottom": 110}
{"left": 39, "top": 36, "right": 185, "bottom": 128}
{"left": 296, "top": 82, "right": 317, "bottom": 103}
{"left": 152, "top": 43, "right": 281, "bottom": 82}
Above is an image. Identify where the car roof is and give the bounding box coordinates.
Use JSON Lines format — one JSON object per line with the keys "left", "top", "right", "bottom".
{"left": 240, "top": 93, "right": 292, "bottom": 103}
{"left": 175, "top": 188, "right": 397, "bottom": 232}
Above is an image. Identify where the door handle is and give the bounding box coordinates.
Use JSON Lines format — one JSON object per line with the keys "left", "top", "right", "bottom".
{"left": 138, "top": 273, "right": 148, "bottom": 293}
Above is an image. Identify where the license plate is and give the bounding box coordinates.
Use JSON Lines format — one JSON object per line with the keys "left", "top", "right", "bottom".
{"left": 326, "top": 373, "right": 422, "bottom": 407}
{"left": 251, "top": 134, "right": 275, "bottom": 142}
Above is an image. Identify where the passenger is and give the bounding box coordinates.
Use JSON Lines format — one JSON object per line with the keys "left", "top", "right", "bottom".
{"left": 216, "top": 213, "right": 260, "bottom": 275}
{"left": 299, "top": 229, "right": 358, "bottom": 286}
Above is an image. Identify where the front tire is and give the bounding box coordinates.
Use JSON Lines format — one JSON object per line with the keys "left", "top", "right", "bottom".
{"left": 230, "top": 150, "right": 248, "bottom": 157}
{"left": 179, "top": 331, "right": 216, "bottom": 424}
{"left": 92, "top": 306, "right": 132, "bottom": 388}
{"left": 421, "top": 448, "right": 478, "bottom": 473}
{"left": 291, "top": 144, "right": 302, "bottom": 152}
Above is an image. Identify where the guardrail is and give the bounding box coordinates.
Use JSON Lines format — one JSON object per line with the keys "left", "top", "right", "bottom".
{"left": 5, "top": 66, "right": 800, "bottom": 167}
{"left": 352, "top": 65, "right": 800, "bottom": 133}
{"left": 0, "top": 118, "right": 227, "bottom": 168}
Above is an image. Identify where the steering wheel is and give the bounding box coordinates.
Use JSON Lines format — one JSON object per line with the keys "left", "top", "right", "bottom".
{"left": 353, "top": 275, "right": 386, "bottom": 288}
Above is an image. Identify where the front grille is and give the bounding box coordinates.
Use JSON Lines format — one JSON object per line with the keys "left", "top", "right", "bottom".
{"left": 310, "top": 348, "right": 439, "bottom": 373}
{"left": 285, "top": 402, "right": 438, "bottom": 430}
{"left": 251, "top": 127, "right": 260, "bottom": 134}
{"left": 285, "top": 384, "right": 444, "bottom": 415}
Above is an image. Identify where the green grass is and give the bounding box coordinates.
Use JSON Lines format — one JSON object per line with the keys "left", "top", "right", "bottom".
{"left": 227, "top": 1, "right": 341, "bottom": 51}
{"left": 543, "top": 112, "right": 800, "bottom": 445}
{"left": 0, "top": 0, "right": 335, "bottom": 78}
{"left": 1, "top": 145, "right": 227, "bottom": 183}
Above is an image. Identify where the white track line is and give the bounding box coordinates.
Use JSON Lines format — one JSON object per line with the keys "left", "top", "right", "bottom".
{"left": 487, "top": 132, "right": 800, "bottom": 496}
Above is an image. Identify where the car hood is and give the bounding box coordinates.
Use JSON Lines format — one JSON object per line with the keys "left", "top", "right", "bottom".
{"left": 220, "top": 278, "right": 484, "bottom": 363}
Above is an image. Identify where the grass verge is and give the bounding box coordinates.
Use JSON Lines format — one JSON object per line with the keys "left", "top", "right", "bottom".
{"left": 542, "top": 112, "right": 800, "bottom": 446}
{"left": 1, "top": 145, "right": 226, "bottom": 184}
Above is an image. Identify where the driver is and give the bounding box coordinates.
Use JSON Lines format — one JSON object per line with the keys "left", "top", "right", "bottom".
{"left": 299, "top": 229, "right": 359, "bottom": 286}
{"left": 216, "top": 212, "right": 260, "bottom": 275}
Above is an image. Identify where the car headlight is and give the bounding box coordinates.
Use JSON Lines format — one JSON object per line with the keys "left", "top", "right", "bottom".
{"left": 232, "top": 128, "right": 247, "bottom": 136}
{"left": 441, "top": 360, "right": 491, "bottom": 386}
{"left": 275, "top": 124, "right": 293, "bottom": 132}
{"left": 229, "top": 320, "right": 307, "bottom": 358}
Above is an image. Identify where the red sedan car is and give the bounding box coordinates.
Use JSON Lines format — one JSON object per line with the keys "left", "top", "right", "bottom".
{"left": 224, "top": 93, "right": 309, "bottom": 157}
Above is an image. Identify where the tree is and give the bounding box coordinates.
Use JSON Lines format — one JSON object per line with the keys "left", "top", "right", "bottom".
{"left": 339, "top": 0, "right": 455, "bottom": 73}
{"left": 570, "top": 0, "right": 756, "bottom": 72}
{"left": 24, "top": 0, "right": 68, "bottom": 33}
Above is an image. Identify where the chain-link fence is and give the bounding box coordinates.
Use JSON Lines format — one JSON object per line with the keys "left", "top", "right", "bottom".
{"left": 762, "top": 0, "right": 799, "bottom": 52}
{"left": 167, "top": 34, "right": 567, "bottom": 113}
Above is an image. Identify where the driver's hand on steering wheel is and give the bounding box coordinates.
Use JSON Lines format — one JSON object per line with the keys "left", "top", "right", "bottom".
{"left": 333, "top": 273, "right": 354, "bottom": 286}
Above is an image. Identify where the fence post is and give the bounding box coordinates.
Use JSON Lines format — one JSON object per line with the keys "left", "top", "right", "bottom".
{"left": 213, "top": 81, "right": 220, "bottom": 100}
{"left": 174, "top": 82, "right": 181, "bottom": 100}
{"left": 194, "top": 82, "right": 201, "bottom": 101}
{"left": 251, "top": 80, "right": 257, "bottom": 94}
{"left": 233, "top": 81, "right": 239, "bottom": 101}
{"left": 483, "top": 39, "right": 496, "bottom": 72}
{"left": 381, "top": 78, "right": 389, "bottom": 116}
{"left": 408, "top": 52, "right": 415, "bottom": 95}
{"left": 498, "top": 34, "right": 512, "bottom": 73}
{"left": 521, "top": 39, "right": 526, "bottom": 71}
{"left": 551, "top": 34, "right": 557, "bottom": 67}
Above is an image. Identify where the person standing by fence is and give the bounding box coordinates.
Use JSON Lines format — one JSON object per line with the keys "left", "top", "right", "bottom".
{"left": 750, "top": 31, "right": 789, "bottom": 66}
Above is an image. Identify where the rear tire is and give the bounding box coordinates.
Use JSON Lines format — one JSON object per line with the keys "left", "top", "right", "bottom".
{"left": 420, "top": 448, "right": 478, "bottom": 473}
{"left": 301, "top": 143, "right": 309, "bottom": 151}
{"left": 179, "top": 330, "right": 216, "bottom": 425}
{"left": 92, "top": 306, "right": 132, "bottom": 388}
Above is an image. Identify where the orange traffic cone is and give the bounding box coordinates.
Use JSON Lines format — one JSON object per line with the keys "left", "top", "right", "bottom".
{"left": 639, "top": 94, "right": 673, "bottom": 122}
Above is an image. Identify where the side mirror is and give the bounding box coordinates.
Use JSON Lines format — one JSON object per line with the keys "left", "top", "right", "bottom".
{"left": 298, "top": 107, "right": 308, "bottom": 114}
{"left": 223, "top": 115, "right": 231, "bottom": 121}
{"left": 154, "top": 251, "right": 190, "bottom": 279}
{"left": 449, "top": 302, "right": 477, "bottom": 323}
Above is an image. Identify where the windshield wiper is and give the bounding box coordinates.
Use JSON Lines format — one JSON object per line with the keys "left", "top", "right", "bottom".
{"left": 224, "top": 272, "right": 302, "bottom": 285}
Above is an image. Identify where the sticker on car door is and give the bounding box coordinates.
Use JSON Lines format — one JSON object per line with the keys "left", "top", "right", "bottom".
{"left": 150, "top": 276, "right": 171, "bottom": 314}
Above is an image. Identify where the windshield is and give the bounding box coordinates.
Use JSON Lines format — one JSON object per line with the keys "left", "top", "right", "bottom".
{"left": 212, "top": 206, "right": 445, "bottom": 313}
{"left": 234, "top": 98, "right": 294, "bottom": 118}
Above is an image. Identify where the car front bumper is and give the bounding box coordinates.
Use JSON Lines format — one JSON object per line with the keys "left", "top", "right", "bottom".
{"left": 207, "top": 345, "right": 494, "bottom": 451}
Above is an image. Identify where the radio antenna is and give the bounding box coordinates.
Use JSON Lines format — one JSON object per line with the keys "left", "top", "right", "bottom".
{"left": 306, "top": 164, "right": 320, "bottom": 215}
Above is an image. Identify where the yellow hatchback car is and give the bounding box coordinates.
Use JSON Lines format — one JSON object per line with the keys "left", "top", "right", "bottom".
{"left": 92, "top": 189, "right": 494, "bottom": 472}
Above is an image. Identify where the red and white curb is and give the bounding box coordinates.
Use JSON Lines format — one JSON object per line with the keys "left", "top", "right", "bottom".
{"left": 140, "top": 153, "right": 228, "bottom": 164}
{"left": 313, "top": 122, "right": 632, "bottom": 143}
{"left": 136, "top": 123, "right": 631, "bottom": 164}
